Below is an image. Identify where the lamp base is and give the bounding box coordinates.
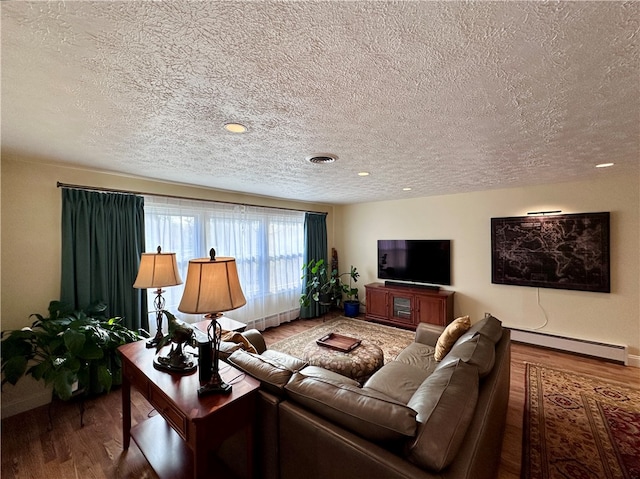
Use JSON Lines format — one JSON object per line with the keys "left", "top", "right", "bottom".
{"left": 145, "top": 333, "right": 163, "bottom": 349}
{"left": 197, "top": 372, "right": 232, "bottom": 396}
{"left": 146, "top": 305, "right": 165, "bottom": 348}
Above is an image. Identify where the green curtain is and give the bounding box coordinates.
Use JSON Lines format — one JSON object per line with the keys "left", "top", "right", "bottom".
{"left": 60, "top": 188, "right": 147, "bottom": 331}
{"left": 300, "top": 212, "right": 328, "bottom": 319}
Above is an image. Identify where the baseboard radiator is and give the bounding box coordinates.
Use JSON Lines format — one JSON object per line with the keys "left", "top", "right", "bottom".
{"left": 508, "top": 327, "right": 628, "bottom": 365}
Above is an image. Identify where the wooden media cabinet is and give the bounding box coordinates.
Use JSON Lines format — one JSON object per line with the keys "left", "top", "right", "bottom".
{"left": 365, "top": 282, "right": 454, "bottom": 330}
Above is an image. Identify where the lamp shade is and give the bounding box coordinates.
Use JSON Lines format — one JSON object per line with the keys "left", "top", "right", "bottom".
{"left": 178, "top": 256, "right": 246, "bottom": 314}
{"left": 133, "top": 251, "right": 183, "bottom": 289}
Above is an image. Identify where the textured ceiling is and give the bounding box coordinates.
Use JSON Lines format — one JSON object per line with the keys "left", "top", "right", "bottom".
{"left": 2, "top": 1, "right": 638, "bottom": 204}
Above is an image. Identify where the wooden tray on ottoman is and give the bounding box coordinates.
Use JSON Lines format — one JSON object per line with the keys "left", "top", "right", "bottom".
{"left": 316, "top": 333, "right": 361, "bottom": 352}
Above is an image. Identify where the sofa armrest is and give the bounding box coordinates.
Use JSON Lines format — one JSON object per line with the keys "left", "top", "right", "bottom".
{"left": 242, "top": 328, "right": 267, "bottom": 354}
{"left": 414, "top": 323, "right": 444, "bottom": 347}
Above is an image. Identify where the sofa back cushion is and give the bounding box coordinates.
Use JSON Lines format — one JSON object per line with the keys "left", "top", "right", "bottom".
{"left": 458, "top": 315, "right": 503, "bottom": 344}
{"left": 228, "top": 349, "right": 307, "bottom": 395}
{"left": 285, "top": 373, "right": 417, "bottom": 443}
{"left": 299, "top": 365, "right": 360, "bottom": 387}
{"left": 438, "top": 333, "right": 496, "bottom": 377}
{"left": 405, "top": 360, "right": 479, "bottom": 472}
{"left": 261, "top": 350, "right": 309, "bottom": 370}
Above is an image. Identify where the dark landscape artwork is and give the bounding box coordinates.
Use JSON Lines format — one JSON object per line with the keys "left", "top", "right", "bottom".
{"left": 491, "top": 212, "right": 610, "bottom": 293}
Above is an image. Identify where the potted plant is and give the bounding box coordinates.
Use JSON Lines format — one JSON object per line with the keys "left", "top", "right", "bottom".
{"left": 339, "top": 265, "right": 360, "bottom": 317}
{"left": 300, "top": 259, "right": 341, "bottom": 308}
{"left": 1, "top": 300, "right": 141, "bottom": 401}
{"left": 300, "top": 260, "right": 360, "bottom": 317}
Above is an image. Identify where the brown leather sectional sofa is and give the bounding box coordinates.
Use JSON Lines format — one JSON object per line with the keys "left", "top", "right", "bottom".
{"left": 229, "top": 315, "right": 511, "bottom": 479}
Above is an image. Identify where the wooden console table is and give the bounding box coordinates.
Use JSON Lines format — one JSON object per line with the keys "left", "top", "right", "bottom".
{"left": 119, "top": 338, "right": 260, "bottom": 479}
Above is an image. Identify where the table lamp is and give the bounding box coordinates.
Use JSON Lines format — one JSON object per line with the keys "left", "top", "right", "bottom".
{"left": 133, "top": 246, "right": 183, "bottom": 348}
{"left": 178, "top": 248, "right": 246, "bottom": 396}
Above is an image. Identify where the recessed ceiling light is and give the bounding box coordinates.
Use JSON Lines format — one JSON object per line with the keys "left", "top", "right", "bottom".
{"left": 306, "top": 154, "right": 337, "bottom": 164}
{"left": 595, "top": 162, "right": 614, "bottom": 168}
{"left": 358, "top": 172, "right": 370, "bottom": 176}
{"left": 403, "top": 187, "right": 412, "bottom": 191}
{"left": 224, "top": 123, "right": 247, "bottom": 133}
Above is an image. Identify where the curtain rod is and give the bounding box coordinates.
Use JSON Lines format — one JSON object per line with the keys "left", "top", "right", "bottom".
{"left": 56, "top": 181, "right": 328, "bottom": 215}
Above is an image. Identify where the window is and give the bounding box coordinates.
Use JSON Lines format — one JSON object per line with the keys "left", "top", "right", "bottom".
{"left": 143, "top": 196, "right": 305, "bottom": 331}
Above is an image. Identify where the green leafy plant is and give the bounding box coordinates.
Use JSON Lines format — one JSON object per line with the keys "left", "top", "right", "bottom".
{"left": 1, "top": 300, "right": 141, "bottom": 400}
{"left": 300, "top": 259, "right": 340, "bottom": 307}
{"left": 339, "top": 265, "right": 360, "bottom": 302}
{"left": 300, "top": 260, "right": 359, "bottom": 307}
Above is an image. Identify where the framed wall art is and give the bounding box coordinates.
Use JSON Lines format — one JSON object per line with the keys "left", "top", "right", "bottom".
{"left": 491, "top": 212, "right": 610, "bottom": 293}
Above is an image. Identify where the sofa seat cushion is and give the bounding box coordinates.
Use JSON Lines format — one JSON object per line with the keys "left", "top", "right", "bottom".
{"left": 438, "top": 333, "right": 496, "bottom": 377}
{"left": 363, "top": 361, "right": 432, "bottom": 404}
{"left": 405, "top": 360, "right": 479, "bottom": 472}
{"left": 285, "top": 372, "right": 417, "bottom": 443}
{"left": 395, "top": 342, "right": 438, "bottom": 370}
{"left": 228, "top": 349, "right": 307, "bottom": 395}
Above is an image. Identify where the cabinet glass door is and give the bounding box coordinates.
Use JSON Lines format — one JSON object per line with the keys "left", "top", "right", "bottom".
{"left": 392, "top": 297, "right": 412, "bottom": 320}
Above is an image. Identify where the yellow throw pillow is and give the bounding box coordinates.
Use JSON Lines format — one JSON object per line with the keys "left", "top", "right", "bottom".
{"left": 434, "top": 315, "right": 471, "bottom": 361}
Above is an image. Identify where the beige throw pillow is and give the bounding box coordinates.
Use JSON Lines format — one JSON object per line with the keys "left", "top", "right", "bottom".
{"left": 434, "top": 315, "right": 471, "bottom": 361}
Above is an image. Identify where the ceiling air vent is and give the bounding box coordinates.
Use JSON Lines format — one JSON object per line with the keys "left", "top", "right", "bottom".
{"left": 307, "top": 154, "right": 337, "bottom": 164}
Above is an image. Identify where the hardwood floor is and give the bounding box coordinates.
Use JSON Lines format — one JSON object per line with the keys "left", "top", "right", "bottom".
{"left": 2, "top": 314, "right": 638, "bottom": 479}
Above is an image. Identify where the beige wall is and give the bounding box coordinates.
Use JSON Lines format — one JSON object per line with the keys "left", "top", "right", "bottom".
{"left": 0, "top": 154, "right": 334, "bottom": 416}
{"left": 2, "top": 153, "right": 638, "bottom": 417}
{"left": 335, "top": 174, "right": 640, "bottom": 364}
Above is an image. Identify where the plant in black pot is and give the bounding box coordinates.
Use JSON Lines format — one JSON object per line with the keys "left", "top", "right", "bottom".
{"left": 339, "top": 265, "right": 360, "bottom": 317}
{"left": 1, "top": 300, "right": 141, "bottom": 401}
{"left": 300, "top": 258, "right": 342, "bottom": 308}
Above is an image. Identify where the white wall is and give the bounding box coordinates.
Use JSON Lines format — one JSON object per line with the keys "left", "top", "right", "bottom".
{"left": 335, "top": 174, "right": 640, "bottom": 363}
{"left": 0, "top": 154, "right": 334, "bottom": 417}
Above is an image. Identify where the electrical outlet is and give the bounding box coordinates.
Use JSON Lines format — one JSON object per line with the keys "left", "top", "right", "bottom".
{"left": 484, "top": 312, "right": 491, "bottom": 318}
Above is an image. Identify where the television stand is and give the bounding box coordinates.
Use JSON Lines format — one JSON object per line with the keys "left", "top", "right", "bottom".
{"left": 384, "top": 281, "right": 440, "bottom": 291}
{"left": 366, "top": 283, "right": 454, "bottom": 329}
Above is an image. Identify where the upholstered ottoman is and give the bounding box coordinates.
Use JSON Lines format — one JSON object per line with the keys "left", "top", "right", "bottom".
{"left": 301, "top": 340, "right": 384, "bottom": 383}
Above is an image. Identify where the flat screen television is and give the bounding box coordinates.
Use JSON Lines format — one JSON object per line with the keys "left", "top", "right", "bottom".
{"left": 378, "top": 239, "right": 451, "bottom": 286}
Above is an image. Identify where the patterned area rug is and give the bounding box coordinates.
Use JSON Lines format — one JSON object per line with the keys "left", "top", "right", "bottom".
{"left": 269, "top": 317, "right": 415, "bottom": 364}
{"left": 522, "top": 363, "right": 640, "bottom": 479}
